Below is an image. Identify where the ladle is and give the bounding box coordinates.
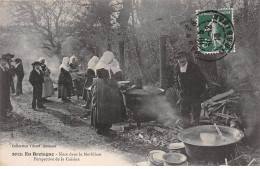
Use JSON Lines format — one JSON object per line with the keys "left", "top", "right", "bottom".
{"left": 214, "top": 123, "right": 223, "bottom": 136}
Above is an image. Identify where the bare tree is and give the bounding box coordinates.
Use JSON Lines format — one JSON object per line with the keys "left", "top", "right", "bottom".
{"left": 8, "top": 1, "right": 81, "bottom": 58}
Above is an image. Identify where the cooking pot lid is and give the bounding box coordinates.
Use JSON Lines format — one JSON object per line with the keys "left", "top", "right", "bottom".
{"left": 179, "top": 125, "right": 244, "bottom": 147}
{"left": 148, "top": 150, "right": 166, "bottom": 166}
{"left": 118, "top": 81, "right": 130, "bottom": 84}
{"left": 125, "top": 86, "right": 164, "bottom": 95}
{"left": 162, "top": 153, "right": 187, "bottom": 165}
{"left": 167, "top": 142, "right": 185, "bottom": 150}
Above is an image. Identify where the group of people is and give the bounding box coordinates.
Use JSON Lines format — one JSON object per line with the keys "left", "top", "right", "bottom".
{"left": 29, "top": 57, "right": 54, "bottom": 109}
{"left": 1, "top": 49, "right": 208, "bottom": 132}
{"left": 56, "top": 50, "right": 124, "bottom": 133}
{"left": 27, "top": 50, "right": 125, "bottom": 133}
{"left": 0, "top": 53, "right": 24, "bottom": 120}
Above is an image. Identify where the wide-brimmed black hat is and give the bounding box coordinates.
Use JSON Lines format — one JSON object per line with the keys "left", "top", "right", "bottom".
{"left": 32, "top": 61, "right": 41, "bottom": 66}
{"left": 1, "top": 53, "right": 14, "bottom": 61}
{"left": 2, "top": 53, "right": 14, "bottom": 58}
{"left": 175, "top": 51, "right": 191, "bottom": 59}
{"left": 0, "top": 56, "right": 8, "bottom": 61}
{"left": 14, "top": 58, "right": 22, "bottom": 63}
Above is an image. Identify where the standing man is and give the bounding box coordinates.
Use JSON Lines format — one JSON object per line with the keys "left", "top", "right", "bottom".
{"left": 4, "top": 53, "right": 16, "bottom": 95}
{"left": 29, "top": 61, "right": 45, "bottom": 110}
{"left": 2, "top": 53, "right": 14, "bottom": 112}
{"left": 174, "top": 51, "right": 207, "bottom": 127}
{"left": 14, "top": 58, "right": 24, "bottom": 96}
{"left": 0, "top": 55, "right": 12, "bottom": 120}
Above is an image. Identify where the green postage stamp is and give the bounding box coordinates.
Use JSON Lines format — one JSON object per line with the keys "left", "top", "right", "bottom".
{"left": 196, "top": 9, "right": 235, "bottom": 55}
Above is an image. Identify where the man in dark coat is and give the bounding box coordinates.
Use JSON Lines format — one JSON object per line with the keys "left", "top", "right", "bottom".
{"left": 0, "top": 55, "right": 12, "bottom": 120}
{"left": 14, "top": 58, "right": 24, "bottom": 96}
{"left": 174, "top": 51, "right": 207, "bottom": 127}
{"left": 29, "top": 61, "right": 45, "bottom": 109}
{"left": 2, "top": 53, "right": 14, "bottom": 112}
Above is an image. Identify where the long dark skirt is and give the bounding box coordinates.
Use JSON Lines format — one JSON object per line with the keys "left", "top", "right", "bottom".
{"left": 73, "top": 79, "right": 85, "bottom": 98}
{"left": 82, "top": 69, "right": 95, "bottom": 101}
{"left": 16, "top": 77, "right": 23, "bottom": 95}
{"left": 90, "top": 79, "right": 124, "bottom": 131}
{"left": 58, "top": 84, "right": 70, "bottom": 99}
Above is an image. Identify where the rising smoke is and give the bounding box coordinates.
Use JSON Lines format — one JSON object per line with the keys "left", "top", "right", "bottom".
{"left": 5, "top": 34, "right": 61, "bottom": 82}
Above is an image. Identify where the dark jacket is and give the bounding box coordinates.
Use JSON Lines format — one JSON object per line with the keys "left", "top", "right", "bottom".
{"left": 15, "top": 63, "right": 24, "bottom": 80}
{"left": 96, "top": 68, "right": 110, "bottom": 79}
{"left": 41, "top": 64, "right": 46, "bottom": 72}
{"left": 0, "top": 67, "right": 12, "bottom": 114}
{"left": 9, "top": 65, "right": 16, "bottom": 77}
{"left": 29, "top": 69, "right": 44, "bottom": 86}
{"left": 174, "top": 61, "right": 207, "bottom": 99}
{"left": 58, "top": 68, "right": 73, "bottom": 88}
{"left": 111, "top": 71, "right": 123, "bottom": 81}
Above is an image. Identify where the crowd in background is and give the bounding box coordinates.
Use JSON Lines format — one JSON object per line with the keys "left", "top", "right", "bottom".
{"left": 0, "top": 53, "right": 24, "bottom": 119}
{"left": 0, "top": 49, "right": 125, "bottom": 134}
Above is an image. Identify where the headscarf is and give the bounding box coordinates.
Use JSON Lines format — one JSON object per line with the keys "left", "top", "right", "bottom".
{"left": 109, "top": 58, "right": 121, "bottom": 74}
{"left": 69, "top": 55, "right": 77, "bottom": 65}
{"left": 95, "top": 51, "right": 115, "bottom": 74}
{"left": 87, "top": 56, "right": 99, "bottom": 70}
{"left": 59, "top": 57, "right": 70, "bottom": 71}
{"left": 37, "top": 57, "right": 47, "bottom": 65}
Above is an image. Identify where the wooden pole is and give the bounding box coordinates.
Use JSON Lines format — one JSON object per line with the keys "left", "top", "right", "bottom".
{"left": 95, "top": 46, "right": 99, "bottom": 57}
{"left": 160, "top": 35, "right": 167, "bottom": 89}
{"left": 107, "top": 43, "right": 112, "bottom": 51}
{"left": 119, "top": 41, "right": 125, "bottom": 80}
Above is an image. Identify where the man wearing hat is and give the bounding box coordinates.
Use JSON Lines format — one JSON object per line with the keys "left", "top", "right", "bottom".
{"left": 174, "top": 51, "right": 207, "bottom": 127}
{"left": 29, "top": 61, "right": 45, "bottom": 110}
{"left": 2, "top": 53, "right": 15, "bottom": 94}
{"left": 0, "top": 55, "right": 12, "bottom": 119}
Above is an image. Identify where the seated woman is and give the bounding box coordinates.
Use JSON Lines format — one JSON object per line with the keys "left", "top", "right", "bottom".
{"left": 58, "top": 57, "right": 74, "bottom": 102}
{"left": 90, "top": 51, "right": 124, "bottom": 134}
{"left": 82, "top": 55, "right": 99, "bottom": 108}
{"left": 38, "top": 57, "right": 54, "bottom": 101}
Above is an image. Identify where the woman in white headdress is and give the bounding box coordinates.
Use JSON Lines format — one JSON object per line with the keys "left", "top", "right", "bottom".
{"left": 109, "top": 58, "right": 123, "bottom": 81}
{"left": 69, "top": 55, "right": 79, "bottom": 75}
{"left": 37, "top": 57, "right": 54, "bottom": 99}
{"left": 82, "top": 55, "right": 100, "bottom": 103}
{"left": 95, "top": 51, "right": 115, "bottom": 79}
{"left": 90, "top": 51, "right": 124, "bottom": 134}
{"left": 58, "top": 57, "right": 74, "bottom": 102}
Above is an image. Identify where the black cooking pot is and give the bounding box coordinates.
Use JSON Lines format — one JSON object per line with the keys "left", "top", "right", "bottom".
{"left": 178, "top": 125, "right": 244, "bottom": 162}
{"left": 123, "top": 86, "right": 165, "bottom": 127}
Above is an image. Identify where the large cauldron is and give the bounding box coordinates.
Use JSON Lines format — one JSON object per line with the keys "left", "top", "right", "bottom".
{"left": 123, "top": 86, "right": 165, "bottom": 128}
{"left": 178, "top": 125, "right": 244, "bottom": 162}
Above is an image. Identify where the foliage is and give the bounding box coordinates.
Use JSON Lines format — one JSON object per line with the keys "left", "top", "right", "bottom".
{"left": 1, "top": 0, "right": 260, "bottom": 87}
{"left": 8, "top": 1, "right": 82, "bottom": 58}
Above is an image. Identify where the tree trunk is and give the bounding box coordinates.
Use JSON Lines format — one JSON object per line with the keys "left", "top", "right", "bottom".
{"left": 216, "top": 0, "right": 222, "bottom": 9}
{"left": 55, "top": 42, "right": 62, "bottom": 58}
{"left": 243, "top": 0, "right": 249, "bottom": 22}
{"left": 160, "top": 35, "right": 167, "bottom": 90}
{"left": 107, "top": 43, "right": 112, "bottom": 51}
{"left": 119, "top": 41, "right": 125, "bottom": 80}
{"left": 94, "top": 45, "right": 100, "bottom": 57}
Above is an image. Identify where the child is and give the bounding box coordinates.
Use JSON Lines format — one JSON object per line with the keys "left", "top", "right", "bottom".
{"left": 29, "top": 61, "right": 45, "bottom": 110}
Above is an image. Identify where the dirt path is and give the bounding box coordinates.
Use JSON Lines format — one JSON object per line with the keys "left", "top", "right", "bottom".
{"left": 1, "top": 81, "right": 259, "bottom": 166}
{"left": 0, "top": 81, "right": 146, "bottom": 166}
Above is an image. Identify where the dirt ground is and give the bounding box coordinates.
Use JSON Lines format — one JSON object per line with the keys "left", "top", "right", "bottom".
{"left": 0, "top": 80, "right": 259, "bottom": 166}
{"left": 0, "top": 80, "right": 149, "bottom": 166}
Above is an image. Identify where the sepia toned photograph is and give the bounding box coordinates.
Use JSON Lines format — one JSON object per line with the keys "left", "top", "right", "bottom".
{"left": 0, "top": 0, "right": 259, "bottom": 166}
